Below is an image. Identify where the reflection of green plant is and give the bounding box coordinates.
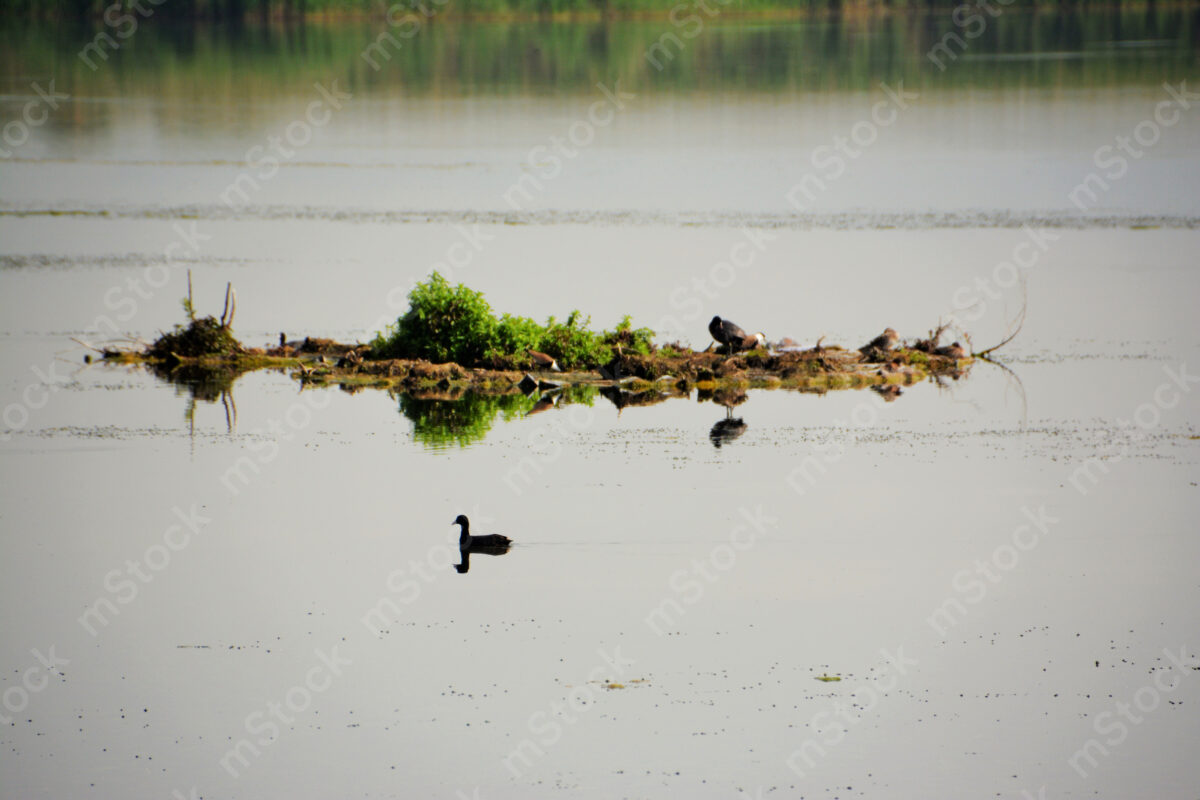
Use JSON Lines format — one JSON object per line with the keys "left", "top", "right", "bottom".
{"left": 373, "top": 272, "right": 655, "bottom": 371}
{"left": 149, "top": 362, "right": 239, "bottom": 402}
{"left": 398, "top": 385, "right": 599, "bottom": 448}
{"left": 399, "top": 392, "right": 536, "bottom": 448}
{"left": 558, "top": 384, "right": 599, "bottom": 406}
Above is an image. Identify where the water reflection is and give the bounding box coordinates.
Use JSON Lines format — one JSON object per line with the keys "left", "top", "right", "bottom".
{"left": 397, "top": 391, "right": 535, "bottom": 449}
{"left": 709, "top": 406, "right": 748, "bottom": 448}
{"left": 146, "top": 361, "right": 240, "bottom": 433}
{"left": 452, "top": 514, "right": 512, "bottom": 575}
{"left": 599, "top": 383, "right": 682, "bottom": 412}
{"left": 397, "top": 385, "right": 600, "bottom": 448}
{"left": 138, "top": 357, "right": 990, "bottom": 446}
{"left": 702, "top": 386, "right": 749, "bottom": 448}
{"left": 870, "top": 384, "right": 904, "bottom": 403}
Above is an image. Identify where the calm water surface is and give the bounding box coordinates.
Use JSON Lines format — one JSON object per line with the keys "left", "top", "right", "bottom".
{"left": 1, "top": 10, "right": 1199, "bottom": 799}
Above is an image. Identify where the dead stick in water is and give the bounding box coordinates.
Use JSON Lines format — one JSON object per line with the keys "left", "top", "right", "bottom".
{"left": 220, "top": 282, "right": 232, "bottom": 327}
{"left": 69, "top": 337, "right": 106, "bottom": 354}
{"left": 974, "top": 277, "right": 1028, "bottom": 357}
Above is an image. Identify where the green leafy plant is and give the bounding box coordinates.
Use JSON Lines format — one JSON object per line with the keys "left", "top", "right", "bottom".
{"left": 371, "top": 272, "right": 497, "bottom": 363}
{"left": 490, "top": 313, "right": 545, "bottom": 362}
{"left": 372, "top": 273, "right": 655, "bottom": 370}
{"left": 603, "top": 314, "right": 656, "bottom": 356}
{"left": 539, "top": 311, "right": 611, "bottom": 371}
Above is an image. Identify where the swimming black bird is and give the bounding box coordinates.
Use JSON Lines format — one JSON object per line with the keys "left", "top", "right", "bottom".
{"left": 452, "top": 515, "right": 512, "bottom": 549}
{"left": 708, "top": 316, "right": 765, "bottom": 354}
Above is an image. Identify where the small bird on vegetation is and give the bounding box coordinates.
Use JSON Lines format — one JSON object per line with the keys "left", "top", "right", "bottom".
{"left": 860, "top": 328, "right": 899, "bottom": 356}
{"left": 452, "top": 515, "right": 512, "bottom": 549}
{"left": 935, "top": 342, "right": 967, "bottom": 359}
{"left": 528, "top": 349, "right": 561, "bottom": 372}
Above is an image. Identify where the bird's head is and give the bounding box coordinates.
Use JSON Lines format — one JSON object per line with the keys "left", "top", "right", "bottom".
{"left": 452, "top": 514, "right": 468, "bottom": 527}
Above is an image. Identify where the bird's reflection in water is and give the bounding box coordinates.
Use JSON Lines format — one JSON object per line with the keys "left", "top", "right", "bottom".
{"left": 452, "top": 514, "right": 512, "bottom": 574}
{"left": 525, "top": 391, "right": 560, "bottom": 416}
{"left": 709, "top": 405, "right": 748, "bottom": 448}
{"left": 870, "top": 384, "right": 904, "bottom": 403}
{"left": 703, "top": 387, "right": 748, "bottom": 449}
{"left": 454, "top": 544, "right": 512, "bottom": 573}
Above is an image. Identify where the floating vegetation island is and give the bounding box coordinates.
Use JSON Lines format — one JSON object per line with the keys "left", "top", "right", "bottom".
{"left": 102, "top": 272, "right": 978, "bottom": 401}
{"left": 89, "top": 273, "right": 1005, "bottom": 446}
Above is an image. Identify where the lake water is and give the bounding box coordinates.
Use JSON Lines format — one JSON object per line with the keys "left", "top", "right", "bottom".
{"left": 2, "top": 9, "right": 1199, "bottom": 799}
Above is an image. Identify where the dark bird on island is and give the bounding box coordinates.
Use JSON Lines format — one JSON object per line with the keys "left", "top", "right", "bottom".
{"left": 452, "top": 514, "right": 512, "bottom": 550}
{"left": 598, "top": 344, "right": 627, "bottom": 382}
{"left": 860, "top": 328, "right": 899, "bottom": 356}
{"left": 528, "top": 350, "right": 561, "bottom": 372}
{"left": 708, "top": 316, "right": 766, "bottom": 355}
{"left": 935, "top": 342, "right": 968, "bottom": 359}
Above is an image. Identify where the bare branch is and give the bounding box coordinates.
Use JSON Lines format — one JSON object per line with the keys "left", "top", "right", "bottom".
{"left": 974, "top": 277, "right": 1028, "bottom": 357}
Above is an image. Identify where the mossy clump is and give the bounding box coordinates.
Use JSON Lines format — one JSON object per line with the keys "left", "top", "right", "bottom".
{"left": 148, "top": 316, "right": 243, "bottom": 360}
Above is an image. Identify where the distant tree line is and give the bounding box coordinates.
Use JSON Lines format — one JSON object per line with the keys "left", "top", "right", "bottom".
{"left": 2, "top": 0, "right": 1169, "bottom": 22}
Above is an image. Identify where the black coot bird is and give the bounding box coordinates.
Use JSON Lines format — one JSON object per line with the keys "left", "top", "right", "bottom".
{"left": 708, "top": 316, "right": 765, "bottom": 354}
{"left": 452, "top": 515, "right": 512, "bottom": 549}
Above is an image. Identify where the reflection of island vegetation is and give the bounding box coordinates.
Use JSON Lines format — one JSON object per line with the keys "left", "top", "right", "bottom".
{"left": 149, "top": 361, "right": 237, "bottom": 403}
{"left": 146, "top": 361, "right": 241, "bottom": 432}
{"left": 398, "top": 386, "right": 599, "bottom": 449}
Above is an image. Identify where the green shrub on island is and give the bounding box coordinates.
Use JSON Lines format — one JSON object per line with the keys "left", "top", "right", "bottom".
{"left": 371, "top": 273, "right": 497, "bottom": 365}
{"left": 371, "top": 272, "right": 655, "bottom": 371}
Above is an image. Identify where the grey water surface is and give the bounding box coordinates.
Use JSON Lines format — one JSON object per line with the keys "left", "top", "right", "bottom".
{"left": 1, "top": 11, "right": 1198, "bottom": 799}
